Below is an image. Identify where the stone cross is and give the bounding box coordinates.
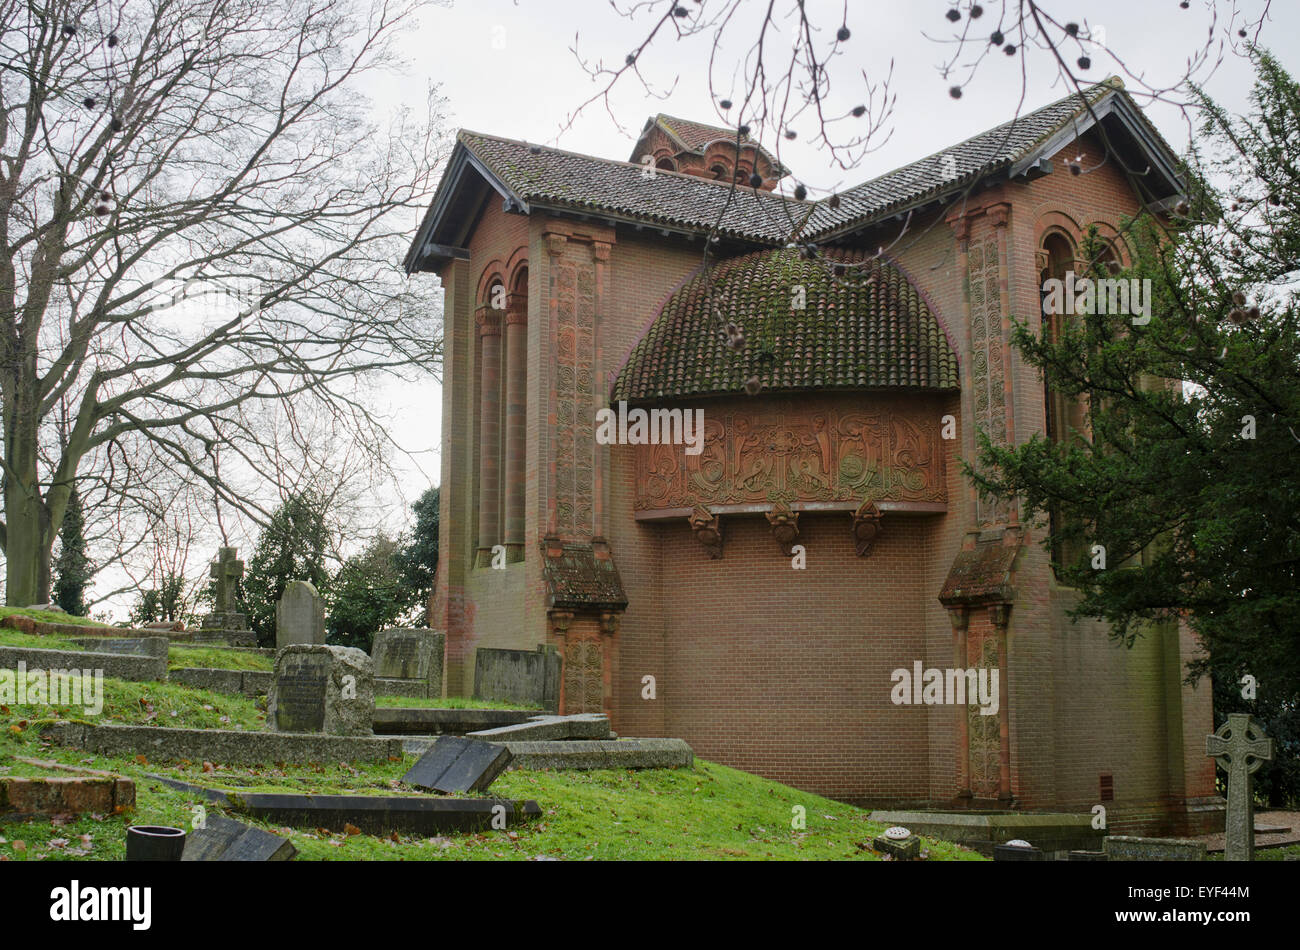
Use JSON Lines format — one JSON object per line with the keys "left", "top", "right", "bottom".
{"left": 210, "top": 546, "right": 244, "bottom": 613}
{"left": 1206, "top": 713, "right": 1274, "bottom": 861}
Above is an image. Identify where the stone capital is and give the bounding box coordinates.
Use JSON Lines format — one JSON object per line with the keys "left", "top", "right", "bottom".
{"left": 475, "top": 306, "right": 503, "bottom": 336}
{"left": 545, "top": 233, "right": 568, "bottom": 257}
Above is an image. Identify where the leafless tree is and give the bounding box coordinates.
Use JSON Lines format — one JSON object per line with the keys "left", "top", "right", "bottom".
{"left": 0, "top": 0, "right": 450, "bottom": 604}
{"left": 567, "top": 0, "right": 1274, "bottom": 358}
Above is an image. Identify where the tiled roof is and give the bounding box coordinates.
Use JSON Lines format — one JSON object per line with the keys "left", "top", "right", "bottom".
{"left": 803, "top": 79, "right": 1122, "bottom": 239}
{"left": 658, "top": 115, "right": 754, "bottom": 150}
{"left": 408, "top": 78, "right": 1180, "bottom": 272}
{"left": 938, "top": 534, "right": 1023, "bottom": 606}
{"left": 460, "top": 131, "right": 804, "bottom": 241}
{"left": 540, "top": 539, "right": 628, "bottom": 611}
{"left": 612, "top": 247, "right": 959, "bottom": 402}
{"left": 650, "top": 114, "right": 782, "bottom": 167}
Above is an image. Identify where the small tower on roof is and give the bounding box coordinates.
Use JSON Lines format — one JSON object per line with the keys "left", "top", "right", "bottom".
{"left": 629, "top": 114, "right": 788, "bottom": 190}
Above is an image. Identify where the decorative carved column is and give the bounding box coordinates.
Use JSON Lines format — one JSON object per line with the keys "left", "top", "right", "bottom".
{"left": 989, "top": 602, "right": 1014, "bottom": 803}
{"left": 476, "top": 306, "right": 503, "bottom": 559}
{"left": 949, "top": 607, "right": 972, "bottom": 800}
{"left": 503, "top": 293, "right": 527, "bottom": 557}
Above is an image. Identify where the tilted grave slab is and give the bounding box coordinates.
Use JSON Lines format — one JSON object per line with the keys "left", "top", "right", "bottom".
{"left": 183, "top": 814, "right": 297, "bottom": 861}
{"left": 402, "top": 736, "right": 513, "bottom": 793}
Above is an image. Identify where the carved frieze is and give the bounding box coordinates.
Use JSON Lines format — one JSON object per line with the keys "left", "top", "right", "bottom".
{"left": 632, "top": 397, "right": 947, "bottom": 514}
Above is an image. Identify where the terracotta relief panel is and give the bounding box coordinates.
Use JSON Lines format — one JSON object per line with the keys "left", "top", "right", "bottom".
{"left": 632, "top": 396, "right": 947, "bottom": 514}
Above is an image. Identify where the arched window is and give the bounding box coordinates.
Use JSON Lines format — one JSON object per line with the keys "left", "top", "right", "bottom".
{"left": 475, "top": 276, "right": 507, "bottom": 563}
{"left": 1039, "top": 232, "right": 1087, "bottom": 578}
{"left": 655, "top": 157, "right": 676, "bottom": 172}
{"left": 710, "top": 163, "right": 729, "bottom": 181}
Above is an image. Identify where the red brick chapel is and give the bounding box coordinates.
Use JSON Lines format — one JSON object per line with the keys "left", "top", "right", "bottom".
{"left": 405, "top": 79, "right": 1220, "bottom": 833}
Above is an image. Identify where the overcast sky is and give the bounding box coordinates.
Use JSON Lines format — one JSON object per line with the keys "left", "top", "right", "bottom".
{"left": 376, "top": 0, "right": 1299, "bottom": 505}
{"left": 91, "top": 0, "right": 1300, "bottom": 619}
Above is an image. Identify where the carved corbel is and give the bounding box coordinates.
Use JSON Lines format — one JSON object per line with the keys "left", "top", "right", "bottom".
{"left": 850, "top": 500, "right": 883, "bottom": 557}
{"left": 549, "top": 609, "right": 574, "bottom": 634}
{"left": 598, "top": 611, "right": 620, "bottom": 635}
{"left": 766, "top": 502, "right": 801, "bottom": 556}
{"left": 988, "top": 603, "right": 1011, "bottom": 631}
{"left": 947, "top": 607, "right": 970, "bottom": 635}
{"left": 687, "top": 506, "right": 723, "bottom": 559}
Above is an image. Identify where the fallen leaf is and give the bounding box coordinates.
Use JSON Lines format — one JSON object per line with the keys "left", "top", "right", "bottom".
{"left": 390, "top": 831, "right": 400, "bottom": 843}
{"left": 202, "top": 762, "right": 215, "bottom": 773}
{"left": 344, "top": 824, "right": 361, "bottom": 836}
{"left": 134, "top": 755, "right": 147, "bottom": 765}
{"left": 12, "top": 841, "right": 26, "bottom": 852}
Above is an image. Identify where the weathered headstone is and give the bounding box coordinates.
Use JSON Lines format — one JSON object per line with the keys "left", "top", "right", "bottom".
{"left": 371, "top": 628, "right": 443, "bottom": 693}
{"left": 197, "top": 546, "right": 256, "bottom": 647}
{"left": 1207, "top": 712, "right": 1275, "bottom": 861}
{"left": 402, "top": 736, "right": 512, "bottom": 794}
{"left": 183, "top": 815, "right": 296, "bottom": 861}
{"left": 276, "top": 581, "right": 325, "bottom": 648}
{"left": 266, "top": 645, "right": 375, "bottom": 736}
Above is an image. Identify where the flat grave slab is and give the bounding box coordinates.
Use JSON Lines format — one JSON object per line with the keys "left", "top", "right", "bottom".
{"left": 398, "top": 737, "right": 695, "bottom": 771}
{"left": 467, "top": 713, "right": 611, "bottom": 742}
{"left": 183, "top": 814, "right": 297, "bottom": 861}
{"left": 372, "top": 707, "right": 533, "bottom": 735}
{"left": 402, "top": 737, "right": 512, "bottom": 793}
{"left": 151, "top": 775, "right": 539, "bottom": 835}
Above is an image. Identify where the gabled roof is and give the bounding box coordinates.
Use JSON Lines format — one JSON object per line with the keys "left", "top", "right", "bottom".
{"left": 612, "top": 248, "right": 959, "bottom": 402}
{"left": 633, "top": 114, "right": 786, "bottom": 172}
{"left": 802, "top": 77, "right": 1183, "bottom": 240}
{"left": 405, "top": 79, "right": 1184, "bottom": 273}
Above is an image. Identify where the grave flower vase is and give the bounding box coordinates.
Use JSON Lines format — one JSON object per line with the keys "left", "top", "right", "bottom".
{"left": 125, "top": 825, "right": 187, "bottom": 861}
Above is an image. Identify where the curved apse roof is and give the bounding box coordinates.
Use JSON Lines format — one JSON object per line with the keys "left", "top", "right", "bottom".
{"left": 612, "top": 248, "right": 960, "bottom": 402}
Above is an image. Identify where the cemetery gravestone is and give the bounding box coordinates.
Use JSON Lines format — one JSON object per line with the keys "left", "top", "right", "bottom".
{"left": 183, "top": 815, "right": 296, "bottom": 862}
{"left": 402, "top": 736, "right": 512, "bottom": 794}
{"left": 1206, "top": 712, "right": 1275, "bottom": 861}
{"left": 198, "top": 546, "right": 256, "bottom": 647}
{"left": 266, "top": 645, "right": 375, "bottom": 736}
{"left": 372, "top": 628, "right": 443, "bottom": 696}
{"left": 276, "top": 580, "right": 325, "bottom": 648}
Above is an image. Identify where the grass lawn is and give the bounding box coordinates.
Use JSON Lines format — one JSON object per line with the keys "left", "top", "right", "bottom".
{"left": 167, "top": 646, "right": 273, "bottom": 672}
{"left": 0, "top": 671, "right": 984, "bottom": 861}
{"left": 0, "top": 629, "right": 82, "bottom": 651}
{"left": 0, "top": 607, "right": 113, "bottom": 628}
{"left": 0, "top": 609, "right": 981, "bottom": 862}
